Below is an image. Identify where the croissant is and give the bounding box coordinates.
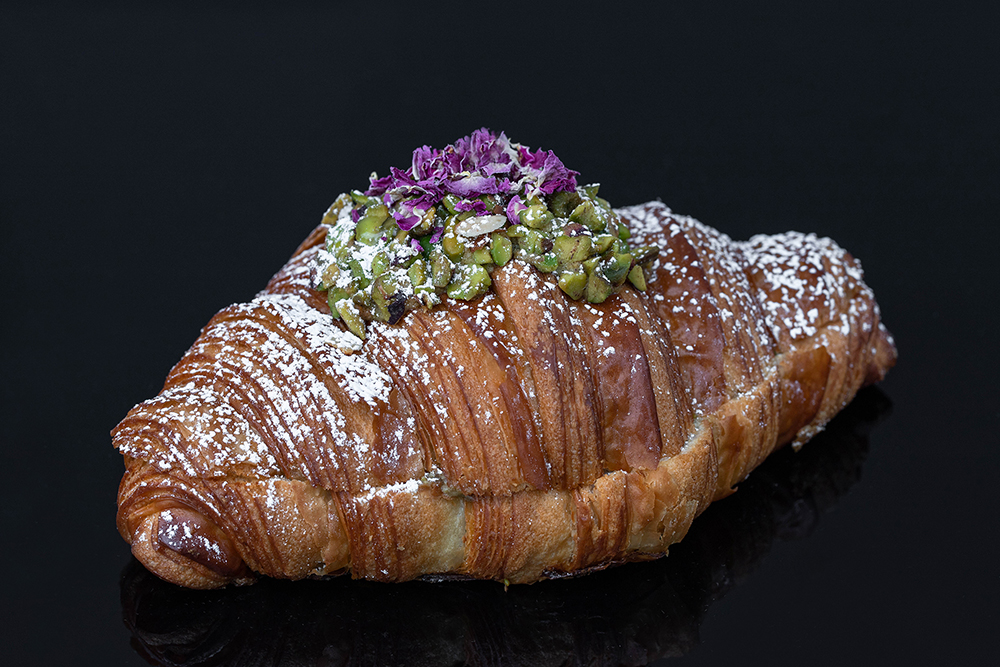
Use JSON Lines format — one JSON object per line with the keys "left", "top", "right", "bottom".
{"left": 114, "top": 197, "right": 895, "bottom": 589}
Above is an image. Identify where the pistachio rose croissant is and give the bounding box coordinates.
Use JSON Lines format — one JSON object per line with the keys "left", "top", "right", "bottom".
{"left": 114, "top": 132, "right": 895, "bottom": 589}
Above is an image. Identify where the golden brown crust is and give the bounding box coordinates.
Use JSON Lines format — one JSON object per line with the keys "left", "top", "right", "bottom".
{"left": 113, "top": 201, "right": 896, "bottom": 588}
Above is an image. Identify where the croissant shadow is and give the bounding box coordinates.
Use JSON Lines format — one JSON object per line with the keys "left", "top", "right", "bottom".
{"left": 121, "top": 386, "right": 891, "bottom": 667}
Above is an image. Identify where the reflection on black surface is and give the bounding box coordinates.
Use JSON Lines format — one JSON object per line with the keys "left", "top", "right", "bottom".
{"left": 122, "top": 387, "right": 891, "bottom": 666}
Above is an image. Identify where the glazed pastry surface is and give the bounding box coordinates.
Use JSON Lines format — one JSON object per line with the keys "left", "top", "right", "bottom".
{"left": 114, "top": 201, "right": 896, "bottom": 588}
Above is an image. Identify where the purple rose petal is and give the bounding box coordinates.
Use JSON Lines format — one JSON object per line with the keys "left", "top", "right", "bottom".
{"left": 505, "top": 195, "right": 527, "bottom": 224}
{"left": 454, "top": 198, "right": 489, "bottom": 215}
{"left": 361, "top": 129, "right": 579, "bottom": 236}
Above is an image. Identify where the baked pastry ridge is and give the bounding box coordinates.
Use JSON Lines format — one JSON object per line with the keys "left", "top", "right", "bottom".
{"left": 114, "top": 200, "right": 896, "bottom": 589}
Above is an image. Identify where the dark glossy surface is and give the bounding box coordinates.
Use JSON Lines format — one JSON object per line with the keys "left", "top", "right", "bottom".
{"left": 2, "top": 2, "right": 997, "bottom": 664}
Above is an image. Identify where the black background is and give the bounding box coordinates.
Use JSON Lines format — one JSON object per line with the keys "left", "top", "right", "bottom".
{"left": 2, "top": 1, "right": 998, "bottom": 665}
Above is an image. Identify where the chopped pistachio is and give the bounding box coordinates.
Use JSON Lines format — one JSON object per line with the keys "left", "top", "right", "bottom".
{"left": 447, "top": 264, "right": 491, "bottom": 300}
{"left": 593, "top": 233, "right": 616, "bottom": 254}
{"left": 549, "top": 190, "right": 582, "bottom": 217}
{"left": 347, "top": 259, "right": 371, "bottom": 289}
{"left": 356, "top": 219, "right": 384, "bottom": 245}
{"left": 603, "top": 253, "right": 633, "bottom": 285}
{"left": 407, "top": 258, "right": 428, "bottom": 288}
{"left": 430, "top": 249, "right": 454, "bottom": 288}
{"left": 490, "top": 233, "right": 513, "bottom": 266}
{"left": 628, "top": 264, "right": 647, "bottom": 291}
{"left": 336, "top": 298, "right": 366, "bottom": 339}
{"left": 611, "top": 238, "right": 631, "bottom": 255}
{"left": 441, "top": 230, "right": 466, "bottom": 261}
{"left": 586, "top": 271, "right": 613, "bottom": 303}
{"left": 318, "top": 261, "right": 341, "bottom": 292}
{"left": 631, "top": 244, "right": 659, "bottom": 265}
{"left": 322, "top": 192, "right": 353, "bottom": 226}
{"left": 472, "top": 247, "right": 493, "bottom": 265}
{"left": 479, "top": 194, "right": 502, "bottom": 212}
{"left": 370, "top": 251, "right": 390, "bottom": 277}
{"left": 553, "top": 234, "right": 592, "bottom": 263}
{"left": 369, "top": 288, "right": 389, "bottom": 322}
{"left": 558, "top": 269, "right": 588, "bottom": 300}
{"left": 520, "top": 203, "right": 552, "bottom": 229}
{"left": 412, "top": 206, "right": 436, "bottom": 235}
{"left": 529, "top": 252, "right": 559, "bottom": 273}
{"left": 569, "top": 200, "right": 605, "bottom": 232}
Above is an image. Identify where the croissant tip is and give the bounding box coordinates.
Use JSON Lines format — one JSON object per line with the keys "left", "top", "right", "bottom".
{"left": 864, "top": 322, "right": 898, "bottom": 386}
{"left": 130, "top": 508, "right": 251, "bottom": 590}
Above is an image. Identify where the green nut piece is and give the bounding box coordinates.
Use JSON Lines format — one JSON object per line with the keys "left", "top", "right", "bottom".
{"left": 472, "top": 247, "right": 493, "bottom": 265}
{"left": 370, "top": 251, "right": 390, "bottom": 277}
{"left": 612, "top": 238, "right": 631, "bottom": 255}
{"left": 317, "top": 262, "right": 341, "bottom": 292}
{"left": 347, "top": 258, "right": 371, "bottom": 289}
{"left": 506, "top": 224, "right": 527, "bottom": 238}
{"left": 374, "top": 272, "right": 399, "bottom": 299}
{"left": 325, "top": 221, "right": 355, "bottom": 258}
{"left": 430, "top": 249, "right": 454, "bottom": 288}
{"left": 336, "top": 298, "right": 366, "bottom": 340}
{"left": 491, "top": 233, "right": 513, "bottom": 266}
{"left": 522, "top": 229, "right": 546, "bottom": 255}
{"left": 322, "top": 193, "right": 353, "bottom": 226}
{"left": 356, "top": 206, "right": 388, "bottom": 244}
{"left": 557, "top": 269, "right": 588, "bottom": 300}
{"left": 447, "top": 264, "right": 492, "bottom": 300}
{"left": 529, "top": 252, "right": 559, "bottom": 273}
{"left": 583, "top": 183, "right": 601, "bottom": 198}
{"left": 586, "top": 271, "right": 613, "bottom": 303}
{"left": 582, "top": 256, "right": 601, "bottom": 275}
{"left": 569, "top": 200, "right": 605, "bottom": 232}
{"left": 627, "top": 265, "right": 647, "bottom": 291}
{"left": 549, "top": 190, "right": 582, "bottom": 217}
{"left": 327, "top": 285, "right": 353, "bottom": 319}
{"left": 479, "top": 194, "right": 502, "bottom": 213}
{"left": 553, "top": 234, "right": 593, "bottom": 263}
{"left": 407, "top": 258, "right": 428, "bottom": 288}
{"left": 631, "top": 244, "right": 659, "bottom": 265}
{"left": 520, "top": 204, "right": 552, "bottom": 229}
{"left": 616, "top": 220, "right": 631, "bottom": 240}
{"left": 442, "top": 231, "right": 466, "bottom": 261}
{"left": 351, "top": 288, "right": 373, "bottom": 311}
{"left": 369, "top": 292, "right": 389, "bottom": 322}
{"left": 603, "top": 253, "right": 633, "bottom": 285}
{"left": 593, "top": 233, "right": 616, "bottom": 254}
{"left": 366, "top": 202, "right": 391, "bottom": 222}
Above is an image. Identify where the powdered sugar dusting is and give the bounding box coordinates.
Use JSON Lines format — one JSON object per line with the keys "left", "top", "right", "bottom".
{"left": 740, "top": 231, "right": 868, "bottom": 345}
{"left": 256, "top": 293, "right": 392, "bottom": 407}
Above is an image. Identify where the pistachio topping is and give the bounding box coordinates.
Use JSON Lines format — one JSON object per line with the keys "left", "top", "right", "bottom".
{"left": 312, "top": 129, "right": 659, "bottom": 336}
